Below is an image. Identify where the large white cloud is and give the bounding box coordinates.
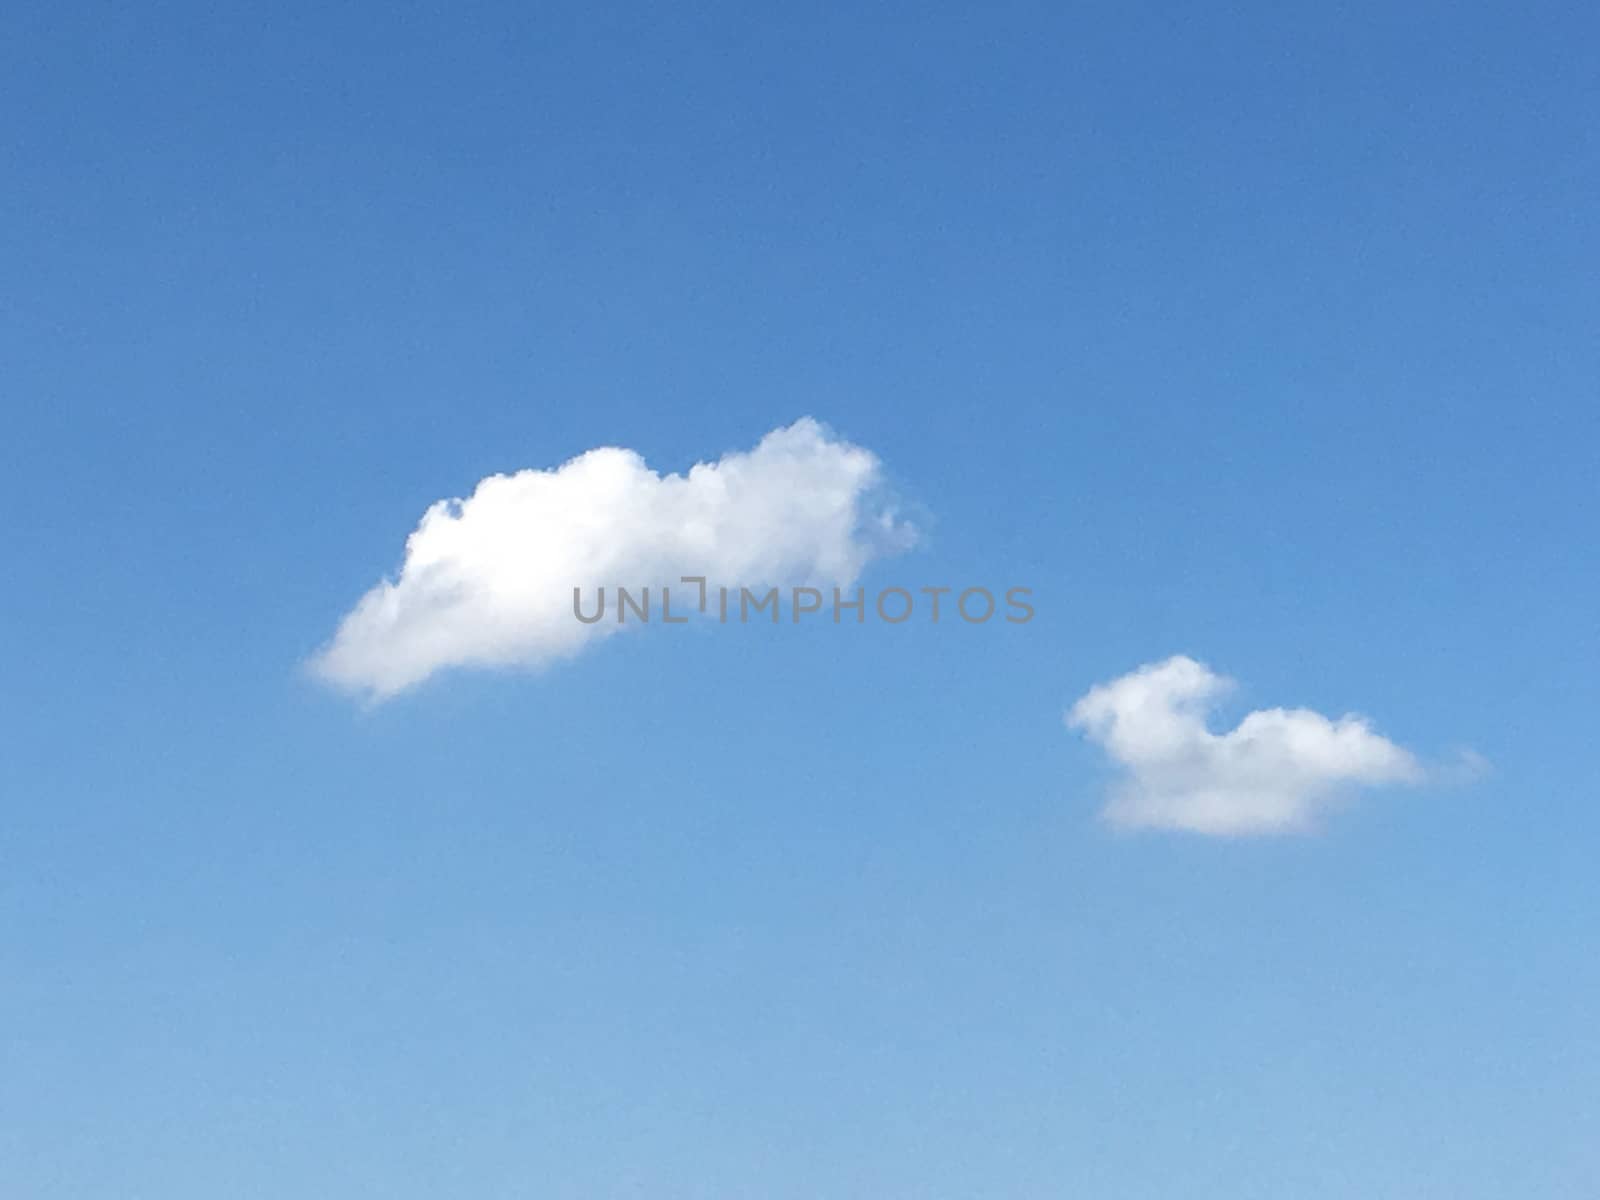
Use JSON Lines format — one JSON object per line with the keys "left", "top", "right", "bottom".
{"left": 312, "top": 419, "right": 914, "bottom": 699}
{"left": 1067, "top": 656, "right": 1425, "bottom": 835}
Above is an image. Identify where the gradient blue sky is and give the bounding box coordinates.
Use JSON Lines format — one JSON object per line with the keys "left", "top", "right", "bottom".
{"left": 3, "top": 1, "right": 1598, "bottom": 1196}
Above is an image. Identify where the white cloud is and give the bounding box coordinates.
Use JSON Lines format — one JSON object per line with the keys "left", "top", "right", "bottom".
{"left": 312, "top": 418, "right": 914, "bottom": 700}
{"left": 1067, "top": 656, "right": 1426, "bottom": 835}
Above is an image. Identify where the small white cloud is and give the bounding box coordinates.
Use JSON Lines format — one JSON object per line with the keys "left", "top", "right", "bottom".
{"left": 312, "top": 418, "right": 914, "bottom": 700}
{"left": 1068, "top": 656, "right": 1428, "bottom": 835}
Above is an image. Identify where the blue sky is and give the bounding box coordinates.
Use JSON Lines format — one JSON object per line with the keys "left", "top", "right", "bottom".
{"left": 3, "top": 1, "right": 1598, "bottom": 1195}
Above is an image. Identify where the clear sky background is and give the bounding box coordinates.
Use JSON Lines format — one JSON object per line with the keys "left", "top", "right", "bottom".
{"left": 3, "top": 2, "right": 1598, "bottom": 1196}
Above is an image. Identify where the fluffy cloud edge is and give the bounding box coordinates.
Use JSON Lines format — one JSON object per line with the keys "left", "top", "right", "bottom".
{"left": 310, "top": 418, "right": 916, "bottom": 700}
{"left": 1066, "top": 655, "right": 1463, "bottom": 836}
